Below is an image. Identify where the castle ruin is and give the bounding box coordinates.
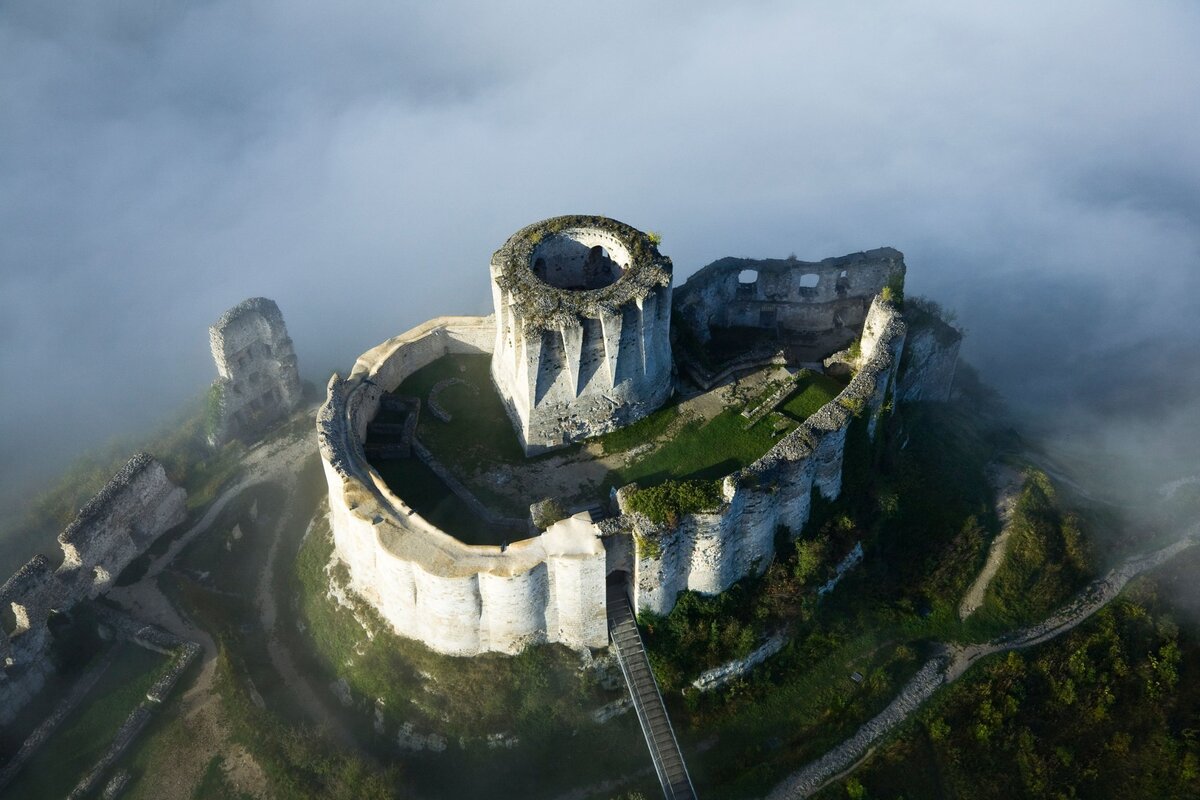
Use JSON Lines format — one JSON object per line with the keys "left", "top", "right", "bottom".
{"left": 490, "top": 217, "right": 674, "bottom": 453}
{"left": 0, "top": 454, "right": 185, "bottom": 724}
{"left": 207, "top": 297, "right": 302, "bottom": 446}
{"left": 317, "top": 215, "right": 961, "bottom": 657}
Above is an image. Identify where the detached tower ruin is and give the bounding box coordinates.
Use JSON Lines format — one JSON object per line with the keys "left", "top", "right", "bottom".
{"left": 489, "top": 216, "right": 673, "bottom": 454}
{"left": 207, "top": 297, "right": 302, "bottom": 445}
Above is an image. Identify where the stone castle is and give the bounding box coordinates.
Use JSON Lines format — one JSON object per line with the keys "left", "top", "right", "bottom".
{"left": 317, "top": 215, "right": 961, "bottom": 657}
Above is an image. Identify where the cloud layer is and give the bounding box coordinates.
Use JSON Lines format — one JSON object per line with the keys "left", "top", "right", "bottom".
{"left": 2, "top": 0, "right": 1198, "bottom": 507}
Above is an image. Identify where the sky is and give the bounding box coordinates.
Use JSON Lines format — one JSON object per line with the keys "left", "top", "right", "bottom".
{"left": 2, "top": 1, "right": 1198, "bottom": 518}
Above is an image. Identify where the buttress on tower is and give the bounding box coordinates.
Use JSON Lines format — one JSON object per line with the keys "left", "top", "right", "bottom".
{"left": 489, "top": 216, "right": 674, "bottom": 454}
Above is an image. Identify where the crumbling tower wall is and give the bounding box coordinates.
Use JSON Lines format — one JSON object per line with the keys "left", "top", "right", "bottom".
{"left": 489, "top": 216, "right": 673, "bottom": 454}
{"left": 57, "top": 453, "right": 186, "bottom": 598}
{"left": 208, "top": 297, "right": 302, "bottom": 445}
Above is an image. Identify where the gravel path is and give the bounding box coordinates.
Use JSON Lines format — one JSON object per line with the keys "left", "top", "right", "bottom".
{"left": 959, "top": 463, "right": 1024, "bottom": 620}
{"left": 768, "top": 527, "right": 1200, "bottom": 800}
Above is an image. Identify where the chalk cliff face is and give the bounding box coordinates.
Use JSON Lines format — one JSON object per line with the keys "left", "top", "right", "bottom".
{"left": 319, "top": 233, "right": 959, "bottom": 657}
{"left": 896, "top": 321, "right": 961, "bottom": 403}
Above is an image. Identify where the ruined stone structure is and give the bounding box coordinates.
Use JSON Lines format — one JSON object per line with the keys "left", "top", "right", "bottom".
{"left": 673, "top": 249, "right": 905, "bottom": 366}
{"left": 621, "top": 296, "right": 908, "bottom": 615}
{"left": 490, "top": 216, "right": 673, "bottom": 454}
{"left": 319, "top": 316, "right": 609, "bottom": 655}
{"left": 57, "top": 454, "right": 186, "bottom": 598}
{"left": 0, "top": 454, "right": 186, "bottom": 724}
{"left": 208, "top": 297, "right": 303, "bottom": 445}
{"left": 319, "top": 219, "right": 960, "bottom": 657}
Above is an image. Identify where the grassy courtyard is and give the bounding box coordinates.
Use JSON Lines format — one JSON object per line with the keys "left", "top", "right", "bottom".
{"left": 367, "top": 354, "right": 848, "bottom": 538}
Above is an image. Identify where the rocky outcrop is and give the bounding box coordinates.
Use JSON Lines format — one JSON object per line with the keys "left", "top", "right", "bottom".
{"left": 896, "top": 310, "right": 961, "bottom": 403}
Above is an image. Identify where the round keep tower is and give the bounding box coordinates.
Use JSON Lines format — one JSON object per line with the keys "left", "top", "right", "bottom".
{"left": 490, "top": 215, "right": 674, "bottom": 454}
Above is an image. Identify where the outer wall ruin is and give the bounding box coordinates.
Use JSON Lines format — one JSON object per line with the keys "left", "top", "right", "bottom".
{"left": 208, "top": 297, "right": 303, "bottom": 445}
{"left": 318, "top": 236, "right": 961, "bottom": 658}
{"left": 0, "top": 455, "right": 186, "bottom": 724}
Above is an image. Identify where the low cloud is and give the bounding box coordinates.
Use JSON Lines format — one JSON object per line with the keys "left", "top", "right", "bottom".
{"left": 2, "top": 1, "right": 1198, "bottom": 517}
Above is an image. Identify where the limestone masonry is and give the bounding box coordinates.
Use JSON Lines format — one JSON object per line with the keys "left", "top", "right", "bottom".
{"left": 0, "top": 454, "right": 186, "bottom": 723}
{"left": 318, "top": 216, "right": 961, "bottom": 657}
{"left": 208, "top": 297, "right": 303, "bottom": 445}
{"left": 490, "top": 216, "right": 674, "bottom": 454}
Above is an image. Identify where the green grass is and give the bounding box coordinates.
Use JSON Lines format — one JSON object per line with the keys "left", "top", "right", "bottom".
{"left": 779, "top": 371, "right": 846, "bottom": 422}
{"left": 607, "top": 408, "right": 785, "bottom": 491}
{"left": 371, "top": 353, "right": 794, "bottom": 532}
{"left": 594, "top": 403, "right": 681, "bottom": 455}
{"left": 5, "top": 642, "right": 167, "bottom": 799}
{"left": 392, "top": 354, "right": 528, "bottom": 469}
{"left": 972, "top": 469, "right": 1091, "bottom": 629}
{"left": 191, "top": 755, "right": 257, "bottom": 800}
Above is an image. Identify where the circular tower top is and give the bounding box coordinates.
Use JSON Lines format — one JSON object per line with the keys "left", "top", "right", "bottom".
{"left": 489, "top": 216, "right": 675, "bottom": 454}
{"left": 490, "top": 215, "right": 672, "bottom": 333}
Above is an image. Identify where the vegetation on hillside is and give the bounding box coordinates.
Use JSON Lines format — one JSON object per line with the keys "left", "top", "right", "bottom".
{"left": 818, "top": 565, "right": 1200, "bottom": 800}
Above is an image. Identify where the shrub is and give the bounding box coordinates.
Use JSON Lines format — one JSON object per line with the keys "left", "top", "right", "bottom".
{"left": 646, "top": 230, "right": 663, "bottom": 245}
{"left": 626, "top": 479, "right": 723, "bottom": 526}
{"left": 531, "top": 498, "right": 567, "bottom": 529}
{"left": 881, "top": 272, "right": 905, "bottom": 306}
{"left": 838, "top": 395, "right": 867, "bottom": 417}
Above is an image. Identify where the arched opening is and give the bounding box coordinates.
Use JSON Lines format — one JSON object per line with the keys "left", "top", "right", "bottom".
{"left": 738, "top": 269, "right": 758, "bottom": 284}
{"left": 799, "top": 273, "right": 819, "bottom": 288}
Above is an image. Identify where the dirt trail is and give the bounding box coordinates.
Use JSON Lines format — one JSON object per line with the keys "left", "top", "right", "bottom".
{"left": 255, "top": 489, "right": 358, "bottom": 750}
{"left": 959, "top": 463, "right": 1024, "bottom": 620}
{"left": 767, "top": 528, "right": 1200, "bottom": 800}
{"left": 103, "top": 414, "right": 335, "bottom": 799}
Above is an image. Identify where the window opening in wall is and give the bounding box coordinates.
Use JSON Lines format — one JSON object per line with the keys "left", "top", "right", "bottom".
{"left": 799, "top": 273, "right": 819, "bottom": 288}
{"left": 738, "top": 269, "right": 758, "bottom": 284}
{"left": 839, "top": 270, "right": 847, "bottom": 278}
